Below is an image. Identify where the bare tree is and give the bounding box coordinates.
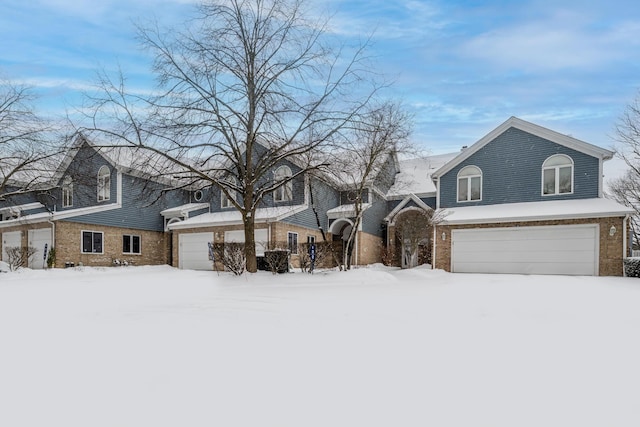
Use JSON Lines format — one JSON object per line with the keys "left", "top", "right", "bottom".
{"left": 612, "top": 90, "right": 640, "bottom": 250}
{"left": 608, "top": 170, "right": 640, "bottom": 249}
{"left": 327, "top": 100, "right": 412, "bottom": 269}
{"left": 0, "top": 78, "right": 57, "bottom": 202}
{"left": 80, "top": 0, "right": 379, "bottom": 272}
{"left": 394, "top": 209, "right": 432, "bottom": 268}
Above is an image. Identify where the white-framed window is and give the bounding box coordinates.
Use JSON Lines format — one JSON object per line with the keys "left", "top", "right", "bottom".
{"left": 97, "top": 165, "right": 111, "bottom": 202}
{"left": 62, "top": 176, "right": 73, "bottom": 207}
{"left": 457, "top": 165, "right": 482, "bottom": 202}
{"left": 193, "top": 190, "right": 203, "bottom": 202}
{"left": 221, "top": 177, "right": 237, "bottom": 208}
{"left": 81, "top": 230, "right": 103, "bottom": 254}
{"left": 288, "top": 231, "right": 298, "bottom": 255}
{"left": 307, "top": 235, "right": 315, "bottom": 244}
{"left": 274, "top": 166, "right": 293, "bottom": 202}
{"left": 123, "top": 235, "right": 141, "bottom": 254}
{"left": 542, "top": 154, "right": 573, "bottom": 195}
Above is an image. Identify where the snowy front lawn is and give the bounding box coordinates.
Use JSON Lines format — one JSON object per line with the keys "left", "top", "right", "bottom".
{"left": 1, "top": 265, "right": 639, "bottom": 427}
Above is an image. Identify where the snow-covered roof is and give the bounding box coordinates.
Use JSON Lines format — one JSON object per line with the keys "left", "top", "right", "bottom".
{"left": 167, "top": 204, "right": 308, "bottom": 230}
{"left": 438, "top": 197, "right": 634, "bottom": 225}
{"left": 327, "top": 203, "right": 371, "bottom": 219}
{"left": 386, "top": 152, "right": 457, "bottom": 198}
{"left": 160, "top": 203, "right": 209, "bottom": 218}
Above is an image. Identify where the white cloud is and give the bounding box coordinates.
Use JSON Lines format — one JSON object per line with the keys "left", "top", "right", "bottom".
{"left": 459, "top": 9, "right": 640, "bottom": 72}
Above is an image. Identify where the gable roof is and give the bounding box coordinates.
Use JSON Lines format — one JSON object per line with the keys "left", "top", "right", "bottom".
{"left": 387, "top": 152, "right": 457, "bottom": 198}
{"left": 431, "top": 117, "right": 614, "bottom": 179}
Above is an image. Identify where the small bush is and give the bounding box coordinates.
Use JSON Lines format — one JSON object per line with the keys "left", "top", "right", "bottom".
{"left": 211, "top": 242, "right": 246, "bottom": 275}
{"left": 624, "top": 258, "right": 640, "bottom": 277}
{"left": 264, "top": 250, "right": 290, "bottom": 274}
{"left": 5, "top": 246, "right": 37, "bottom": 271}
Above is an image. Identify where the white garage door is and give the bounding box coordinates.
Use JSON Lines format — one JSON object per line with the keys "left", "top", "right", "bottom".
{"left": 224, "top": 229, "right": 268, "bottom": 256}
{"left": 2, "top": 231, "right": 21, "bottom": 263}
{"left": 451, "top": 224, "right": 599, "bottom": 276}
{"left": 28, "top": 228, "right": 52, "bottom": 269}
{"left": 179, "top": 232, "right": 214, "bottom": 270}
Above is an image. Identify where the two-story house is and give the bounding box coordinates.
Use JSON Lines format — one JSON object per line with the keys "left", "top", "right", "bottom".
{"left": 0, "top": 135, "right": 185, "bottom": 269}
{"left": 428, "top": 117, "right": 632, "bottom": 276}
{"left": 1, "top": 117, "right": 633, "bottom": 276}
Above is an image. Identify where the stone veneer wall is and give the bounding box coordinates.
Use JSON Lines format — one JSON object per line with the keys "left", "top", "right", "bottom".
{"left": 434, "top": 216, "right": 627, "bottom": 276}
{"left": 55, "top": 221, "right": 169, "bottom": 268}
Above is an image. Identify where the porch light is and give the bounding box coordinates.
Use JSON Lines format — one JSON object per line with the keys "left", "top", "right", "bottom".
{"left": 442, "top": 232, "right": 446, "bottom": 241}
{"left": 609, "top": 225, "right": 617, "bottom": 236}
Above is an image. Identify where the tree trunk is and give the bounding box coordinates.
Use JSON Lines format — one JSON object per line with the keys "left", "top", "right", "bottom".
{"left": 244, "top": 211, "right": 257, "bottom": 273}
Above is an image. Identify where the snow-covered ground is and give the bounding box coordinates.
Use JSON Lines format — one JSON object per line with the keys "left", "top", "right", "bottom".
{"left": 1, "top": 264, "right": 640, "bottom": 427}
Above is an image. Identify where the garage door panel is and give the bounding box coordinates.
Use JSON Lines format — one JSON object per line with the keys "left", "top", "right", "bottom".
{"left": 454, "top": 237, "right": 594, "bottom": 254}
{"left": 453, "top": 248, "right": 596, "bottom": 264}
{"left": 179, "top": 232, "right": 214, "bottom": 270}
{"left": 451, "top": 225, "right": 598, "bottom": 276}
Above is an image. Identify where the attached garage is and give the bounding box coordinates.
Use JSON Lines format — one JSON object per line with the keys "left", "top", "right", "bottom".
{"left": 178, "top": 229, "right": 269, "bottom": 270}
{"left": 451, "top": 224, "right": 599, "bottom": 276}
{"left": 179, "top": 232, "right": 214, "bottom": 270}
{"left": 2, "top": 231, "right": 22, "bottom": 264}
{"left": 28, "top": 228, "right": 52, "bottom": 269}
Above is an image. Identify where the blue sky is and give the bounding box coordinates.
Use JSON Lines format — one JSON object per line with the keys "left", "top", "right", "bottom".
{"left": 1, "top": 0, "right": 639, "bottom": 156}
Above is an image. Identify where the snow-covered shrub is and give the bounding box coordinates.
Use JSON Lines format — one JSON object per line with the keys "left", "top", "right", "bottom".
{"left": 624, "top": 258, "right": 640, "bottom": 277}
{"left": 211, "top": 243, "right": 246, "bottom": 275}
{"left": 298, "top": 242, "right": 332, "bottom": 272}
{"left": 4, "top": 246, "right": 37, "bottom": 271}
{"left": 264, "top": 249, "right": 289, "bottom": 274}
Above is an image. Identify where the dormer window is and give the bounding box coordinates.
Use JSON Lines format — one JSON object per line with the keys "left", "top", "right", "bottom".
{"left": 62, "top": 176, "right": 73, "bottom": 207}
{"left": 97, "top": 165, "right": 111, "bottom": 202}
{"left": 274, "top": 165, "right": 293, "bottom": 202}
{"left": 457, "top": 165, "right": 482, "bottom": 202}
{"left": 542, "top": 154, "right": 573, "bottom": 195}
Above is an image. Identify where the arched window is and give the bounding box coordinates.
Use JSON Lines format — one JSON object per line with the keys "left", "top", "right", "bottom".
{"left": 457, "top": 165, "right": 482, "bottom": 202}
{"left": 274, "top": 165, "right": 293, "bottom": 202}
{"left": 62, "top": 176, "right": 73, "bottom": 207}
{"left": 542, "top": 154, "right": 573, "bottom": 195}
{"left": 97, "top": 165, "right": 111, "bottom": 202}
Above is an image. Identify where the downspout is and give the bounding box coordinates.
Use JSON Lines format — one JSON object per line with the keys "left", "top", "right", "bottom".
{"left": 47, "top": 215, "right": 56, "bottom": 268}
{"left": 432, "top": 224, "right": 437, "bottom": 270}
{"left": 621, "top": 214, "right": 630, "bottom": 276}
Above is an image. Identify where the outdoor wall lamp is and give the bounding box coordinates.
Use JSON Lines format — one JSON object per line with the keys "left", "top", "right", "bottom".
{"left": 609, "top": 225, "right": 617, "bottom": 237}
{"left": 442, "top": 232, "right": 446, "bottom": 241}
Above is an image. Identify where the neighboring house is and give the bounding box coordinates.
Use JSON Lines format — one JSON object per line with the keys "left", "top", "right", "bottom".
{"left": 0, "top": 135, "right": 185, "bottom": 269}
{"left": 428, "top": 117, "right": 632, "bottom": 276}
{"left": 0, "top": 117, "right": 633, "bottom": 276}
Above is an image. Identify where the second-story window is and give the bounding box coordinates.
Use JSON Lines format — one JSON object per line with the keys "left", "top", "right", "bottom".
{"left": 97, "top": 165, "right": 111, "bottom": 202}
{"left": 542, "top": 154, "right": 573, "bottom": 195}
{"left": 274, "top": 166, "right": 292, "bottom": 202}
{"left": 457, "top": 165, "right": 482, "bottom": 202}
{"left": 221, "top": 177, "right": 237, "bottom": 209}
{"left": 62, "top": 176, "right": 73, "bottom": 207}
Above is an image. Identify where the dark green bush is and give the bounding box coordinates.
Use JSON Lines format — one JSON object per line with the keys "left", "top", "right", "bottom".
{"left": 624, "top": 258, "right": 640, "bottom": 277}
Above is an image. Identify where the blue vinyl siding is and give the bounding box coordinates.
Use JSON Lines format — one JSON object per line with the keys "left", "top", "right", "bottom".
{"left": 438, "top": 127, "right": 601, "bottom": 208}
{"left": 373, "top": 154, "right": 399, "bottom": 194}
{"left": 281, "top": 177, "right": 339, "bottom": 231}
{"left": 56, "top": 144, "right": 116, "bottom": 211}
{"left": 362, "top": 192, "right": 388, "bottom": 236}
{"left": 65, "top": 174, "right": 185, "bottom": 232}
